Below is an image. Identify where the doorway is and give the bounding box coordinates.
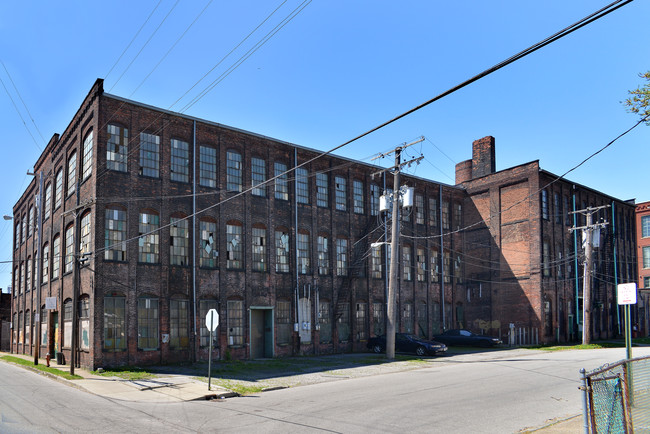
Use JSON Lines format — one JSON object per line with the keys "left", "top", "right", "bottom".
{"left": 250, "top": 308, "right": 273, "bottom": 358}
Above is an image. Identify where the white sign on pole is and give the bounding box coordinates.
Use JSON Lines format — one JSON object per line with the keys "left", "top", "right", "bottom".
{"left": 618, "top": 283, "right": 638, "bottom": 305}
{"left": 206, "top": 309, "right": 219, "bottom": 331}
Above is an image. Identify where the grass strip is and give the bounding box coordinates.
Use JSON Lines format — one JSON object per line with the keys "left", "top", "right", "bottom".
{"left": 1, "top": 355, "right": 83, "bottom": 380}
{"left": 91, "top": 366, "right": 155, "bottom": 381}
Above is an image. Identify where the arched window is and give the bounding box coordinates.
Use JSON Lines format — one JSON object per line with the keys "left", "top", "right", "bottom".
{"left": 105, "top": 207, "right": 127, "bottom": 261}
{"left": 54, "top": 169, "right": 63, "bottom": 209}
{"left": 138, "top": 211, "right": 160, "bottom": 263}
{"left": 251, "top": 224, "right": 267, "bottom": 272}
{"left": 44, "top": 182, "right": 52, "bottom": 221}
{"left": 52, "top": 235, "right": 61, "bottom": 279}
{"left": 170, "top": 297, "right": 189, "bottom": 349}
{"left": 104, "top": 293, "right": 126, "bottom": 351}
{"left": 137, "top": 295, "right": 159, "bottom": 350}
{"left": 82, "top": 130, "right": 93, "bottom": 180}
{"left": 170, "top": 215, "right": 189, "bottom": 266}
{"left": 226, "top": 221, "right": 243, "bottom": 270}
{"left": 67, "top": 151, "right": 77, "bottom": 197}
{"left": 64, "top": 224, "right": 74, "bottom": 273}
{"left": 63, "top": 299, "right": 72, "bottom": 348}
{"left": 199, "top": 218, "right": 217, "bottom": 268}
{"left": 107, "top": 124, "right": 128, "bottom": 172}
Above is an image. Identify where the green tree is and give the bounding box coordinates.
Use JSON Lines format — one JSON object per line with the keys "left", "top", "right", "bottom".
{"left": 624, "top": 71, "right": 650, "bottom": 124}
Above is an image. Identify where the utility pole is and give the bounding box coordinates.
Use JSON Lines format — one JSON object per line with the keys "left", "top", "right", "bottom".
{"left": 569, "top": 205, "right": 609, "bottom": 345}
{"left": 371, "top": 137, "right": 424, "bottom": 359}
{"left": 33, "top": 172, "right": 44, "bottom": 365}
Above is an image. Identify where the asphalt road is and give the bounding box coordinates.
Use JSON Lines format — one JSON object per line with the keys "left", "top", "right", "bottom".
{"left": 2, "top": 347, "right": 647, "bottom": 433}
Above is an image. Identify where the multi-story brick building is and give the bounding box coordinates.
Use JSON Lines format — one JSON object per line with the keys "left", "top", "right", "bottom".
{"left": 9, "top": 79, "right": 637, "bottom": 368}
{"left": 635, "top": 201, "right": 650, "bottom": 335}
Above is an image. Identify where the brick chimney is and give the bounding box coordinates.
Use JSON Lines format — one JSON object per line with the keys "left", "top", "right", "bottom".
{"left": 471, "top": 136, "right": 495, "bottom": 179}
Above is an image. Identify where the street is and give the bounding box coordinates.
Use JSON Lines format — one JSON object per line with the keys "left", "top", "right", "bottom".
{"left": 2, "top": 347, "right": 648, "bottom": 433}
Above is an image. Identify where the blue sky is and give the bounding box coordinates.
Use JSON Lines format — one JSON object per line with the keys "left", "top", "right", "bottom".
{"left": 0, "top": 0, "right": 648, "bottom": 292}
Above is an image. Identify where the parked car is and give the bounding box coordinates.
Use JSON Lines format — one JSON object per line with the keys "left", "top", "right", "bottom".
{"left": 433, "top": 329, "right": 502, "bottom": 347}
{"left": 367, "top": 333, "right": 447, "bottom": 356}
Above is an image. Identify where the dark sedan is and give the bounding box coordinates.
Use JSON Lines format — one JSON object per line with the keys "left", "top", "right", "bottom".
{"left": 367, "top": 333, "right": 447, "bottom": 356}
{"left": 433, "top": 329, "right": 502, "bottom": 347}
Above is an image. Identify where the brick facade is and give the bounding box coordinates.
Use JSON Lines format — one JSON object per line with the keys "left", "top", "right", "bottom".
{"left": 9, "top": 80, "right": 637, "bottom": 368}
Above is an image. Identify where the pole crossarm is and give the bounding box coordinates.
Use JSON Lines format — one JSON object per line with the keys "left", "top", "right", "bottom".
{"left": 371, "top": 156, "right": 424, "bottom": 179}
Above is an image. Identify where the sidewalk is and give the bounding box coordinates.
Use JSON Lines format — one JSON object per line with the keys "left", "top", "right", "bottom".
{"left": 1, "top": 350, "right": 584, "bottom": 431}
{"left": 0, "top": 351, "right": 231, "bottom": 402}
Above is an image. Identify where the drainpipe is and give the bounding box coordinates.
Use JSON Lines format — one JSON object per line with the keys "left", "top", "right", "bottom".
{"left": 192, "top": 120, "right": 197, "bottom": 362}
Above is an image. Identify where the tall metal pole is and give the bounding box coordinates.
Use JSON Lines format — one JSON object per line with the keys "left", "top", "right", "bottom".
{"left": 386, "top": 148, "right": 401, "bottom": 360}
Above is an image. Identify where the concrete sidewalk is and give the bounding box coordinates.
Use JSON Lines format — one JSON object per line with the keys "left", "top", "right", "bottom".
{"left": 1, "top": 350, "right": 584, "bottom": 431}
{"left": 0, "top": 351, "right": 231, "bottom": 402}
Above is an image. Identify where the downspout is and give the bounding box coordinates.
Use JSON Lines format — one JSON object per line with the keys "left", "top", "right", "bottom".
{"left": 294, "top": 148, "right": 299, "bottom": 342}
{"left": 440, "top": 184, "right": 445, "bottom": 330}
{"left": 192, "top": 120, "right": 197, "bottom": 362}
{"left": 573, "top": 187, "right": 579, "bottom": 334}
{"left": 612, "top": 201, "right": 621, "bottom": 335}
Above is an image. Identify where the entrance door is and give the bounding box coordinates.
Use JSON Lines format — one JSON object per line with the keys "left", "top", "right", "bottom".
{"left": 250, "top": 309, "right": 273, "bottom": 359}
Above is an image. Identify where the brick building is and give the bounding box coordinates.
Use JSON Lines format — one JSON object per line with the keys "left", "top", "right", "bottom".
{"left": 635, "top": 201, "right": 650, "bottom": 335}
{"left": 9, "top": 79, "right": 636, "bottom": 368}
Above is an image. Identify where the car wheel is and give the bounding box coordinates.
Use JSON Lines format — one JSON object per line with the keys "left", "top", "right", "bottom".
{"left": 415, "top": 346, "right": 426, "bottom": 356}
{"left": 372, "top": 344, "right": 384, "bottom": 353}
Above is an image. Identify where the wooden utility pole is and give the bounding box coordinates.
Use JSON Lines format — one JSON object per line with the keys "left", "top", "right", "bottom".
{"left": 569, "top": 205, "right": 609, "bottom": 345}
{"left": 371, "top": 137, "right": 424, "bottom": 359}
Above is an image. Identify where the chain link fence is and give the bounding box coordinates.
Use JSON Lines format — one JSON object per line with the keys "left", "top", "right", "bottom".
{"left": 584, "top": 355, "right": 650, "bottom": 433}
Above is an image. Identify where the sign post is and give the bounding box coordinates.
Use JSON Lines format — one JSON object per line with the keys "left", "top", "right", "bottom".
{"left": 618, "top": 283, "right": 637, "bottom": 360}
{"left": 205, "top": 309, "right": 219, "bottom": 391}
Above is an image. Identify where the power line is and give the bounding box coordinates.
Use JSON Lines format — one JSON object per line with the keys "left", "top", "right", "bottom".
{"left": 1, "top": 61, "right": 46, "bottom": 145}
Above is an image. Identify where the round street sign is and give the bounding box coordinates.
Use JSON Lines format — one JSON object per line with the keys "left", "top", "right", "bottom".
{"left": 206, "top": 309, "right": 219, "bottom": 331}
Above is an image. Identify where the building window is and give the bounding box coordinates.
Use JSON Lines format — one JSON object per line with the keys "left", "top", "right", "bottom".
{"left": 107, "top": 124, "right": 128, "bottom": 172}
{"left": 455, "top": 254, "right": 463, "bottom": 284}
{"left": 21, "top": 218, "right": 25, "bottom": 244}
{"left": 80, "top": 297, "right": 90, "bottom": 350}
{"left": 554, "top": 193, "right": 562, "bottom": 224}
{"left": 556, "top": 246, "right": 564, "bottom": 279}
{"left": 443, "top": 251, "right": 451, "bottom": 283}
{"left": 63, "top": 299, "right": 72, "bottom": 348}
{"left": 82, "top": 130, "right": 93, "bottom": 181}
{"left": 199, "top": 220, "right": 217, "bottom": 268}
{"left": 252, "top": 226, "right": 267, "bottom": 272}
{"left": 14, "top": 221, "right": 19, "bottom": 248}
{"left": 543, "top": 241, "right": 551, "bottom": 276}
{"left": 416, "top": 248, "right": 426, "bottom": 282}
{"left": 226, "top": 150, "right": 242, "bottom": 192}
{"left": 371, "top": 245, "right": 382, "bottom": 279}
{"left": 52, "top": 235, "right": 60, "bottom": 279}
{"left": 642, "top": 216, "right": 650, "bottom": 238}
{"left": 26, "top": 257, "right": 32, "bottom": 292}
{"left": 42, "top": 243, "right": 49, "bottom": 283}
{"left": 370, "top": 184, "right": 380, "bottom": 216}
{"left": 55, "top": 169, "right": 63, "bottom": 209}
{"left": 429, "top": 198, "right": 438, "bottom": 226}
{"left": 297, "top": 231, "right": 310, "bottom": 274}
{"left": 64, "top": 225, "right": 74, "bottom": 274}
{"left": 199, "top": 300, "right": 218, "bottom": 347}
{"left": 227, "top": 300, "right": 244, "bottom": 346}
{"left": 335, "top": 176, "right": 347, "bottom": 211}
{"left": 41, "top": 307, "right": 48, "bottom": 346}
{"left": 138, "top": 212, "right": 160, "bottom": 263}
{"left": 226, "top": 222, "right": 243, "bottom": 269}
{"left": 316, "top": 173, "right": 328, "bottom": 207}
{"left": 137, "top": 297, "right": 159, "bottom": 350}
{"left": 296, "top": 167, "right": 309, "bottom": 204}
{"left": 417, "top": 302, "right": 427, "bottom": 338}
{"left": 251, "top": 157, "right": 266, "bottom": 197}
{"left": 139, "top": 132, "right": 160, "bottom": 178}
{"left": 454, "top": 203, "right": 462, "bottom": 230}
{"left": 403, "top": 303, "right": 413, "bottom": 334}
{"left": 541, "top": 190, "right": 549, "bottom": 220}
{"left": 170, "top": 217, "right": 189, "bottom": 266}
{"left": 274, "top": 162, "right": 289, "bottom": 200}
{"left": 275, "top": 230, "right": 290, "bottom": 273}
{"left": 20, "top": 262, "right": 24, "bottom": 294}
{"left": 643, "top": 247, "right": 650, "bottom": 269}
{"left": 67, "top": 152, "right": 77, "bottom": 197}
{"left": 355, "top": 302, "right": 367, "bottom": 341}
{"left": 199, "top": 146, "right": 217, "bottom": 188}
{"left": 565, "top": 196, "right": 572, "bottom": 226}
{"left": 402, "top": 245, "right": 412, "bottom": 281}
{"left": 372, "top": 302, "right": 385, "bottom": 336}
{"left": 645, "top": 277, "right": 650, "bottom": 289}
{"left": 170, "top": 298, "right": 189, "bottom": 349}
{"left": 104, "top": 296, "right": 126, "bottom": 351}
{"left": 28, "top": 206, "right": 34, "bottom": 238}
{"left": 336, "top": 238, "right": 348, "bottom": 277}
{"left": 442, "top": 200, "right": 450, "bottom": 230}
{"left": 352, "top": 180, "right": 364, "bottom": 214}
{"left": 317, "top": 235, "right": 329, "bottom": 275}
{"left": 338, "top": 303, "right": 350, "bottom": 342}
{"left": 25, "top": 310, "right": 30, "bottom": 347}
{"left": 319, "top": 300, "right": 331, "bottom": 343}
{"left": 276, "top": 300, "right": 291, "bottom": 345}
{"left": 415, "top": 195, "right": 425, "bottom": 225}
{"left": 80, "top": 212, "right": 91, "bottom": 255}
{"left": 171, "top": 139, "right": 189, "bottom": 183}
{"left": 44, "top": 183, "right": 51, "bottom": 221}
{"left": 105, "top": 208, "right": 127, "bottom": 261}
